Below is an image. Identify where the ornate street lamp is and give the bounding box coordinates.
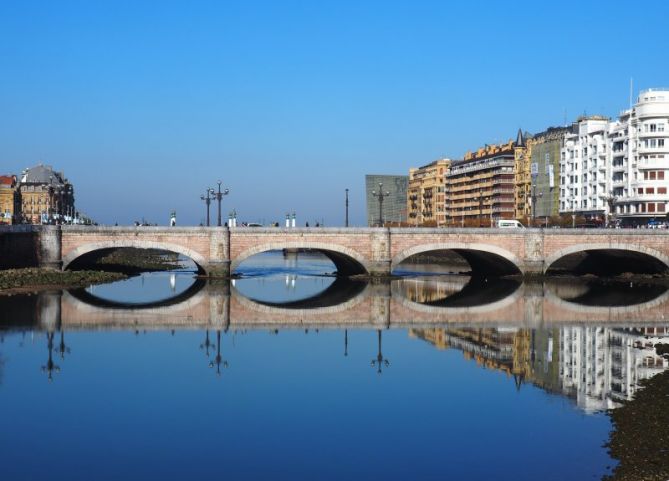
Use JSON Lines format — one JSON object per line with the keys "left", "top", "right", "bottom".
{"left": 371, "top": 183, "right": 390, "bottom": 227}
{"left": 209, "top": 330, "right": 228, "bottom": 376}
{"left": 41, "top": 332, "right": 60, "bottom": 381}
{"left": 200, "top": 188, "right": 214, "bottom": 226}
{"left": 213, "top": 181, "right": 229, "bottom": 227}
{"left": 200, "top": 329, "right": 214, "bottom": 358}
{"left": 371, "top": 330, "right": 390, "bottom": 375}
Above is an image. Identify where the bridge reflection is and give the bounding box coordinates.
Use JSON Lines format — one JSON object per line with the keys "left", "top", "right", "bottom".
{"left": 3, "top": 277, "right": 669, "bottom": 415}
{"left": 1, "top": 276, "right": 668, "bottom": 333}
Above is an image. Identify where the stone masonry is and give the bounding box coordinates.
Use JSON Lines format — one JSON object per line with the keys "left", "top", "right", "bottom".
{"left": 3, "top": 225, "right": 669, "bottom": 277}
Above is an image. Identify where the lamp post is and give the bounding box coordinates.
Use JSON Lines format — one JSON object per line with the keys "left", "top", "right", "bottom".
{"left": 371, "top": 329, "right": 390, "bottom": 375}
{"left": 531, "top": 186, "right": 543, "bottom": 227}
{"left": 200, "top": 329, "right": 214, "bottom": 358}
{"left": 213, "top": 181, "right": 229, "bottom": 227}
{"left": 209, "top": 330, "right": 228, "bottom": 376}
{"left": 200, "top": 188, "right": 214, "bottom": 226}
{"left": 41, "top": 331, "right": 60, "bottom": 381}
{"left": 345, "top": 188, "right": 349, "bottom": 227}
{"left": 371, "top": 183, "right": 390, "bottom": 227}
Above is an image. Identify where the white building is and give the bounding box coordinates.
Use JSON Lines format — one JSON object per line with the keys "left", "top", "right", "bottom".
{"left": 616, "top": 88, "right": 669, "bottom": 224}
{"left": 558, "top": 88, "right": 669, "bottom": 225}
{"left": 559, "top": 117, "right": 610, "bottom": 221}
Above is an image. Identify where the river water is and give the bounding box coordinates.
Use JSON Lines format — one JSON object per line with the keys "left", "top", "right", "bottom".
{"left": 1, "top": 250, "right": 668, "bottom": 480}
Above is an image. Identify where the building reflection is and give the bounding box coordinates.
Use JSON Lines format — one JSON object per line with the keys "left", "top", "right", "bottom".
{"left": 410, "top": 325, "right": 669, "bottom": 413}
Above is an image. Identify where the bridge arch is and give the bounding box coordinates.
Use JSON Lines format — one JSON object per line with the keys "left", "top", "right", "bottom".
{"left": 62, "top": 240, "right": 208, "bottom": 274}
{"left": 392, "top": 243, "right": 523, "bottom": 276}
{"left": 231, "top": 242, "right": 368, "bottom": 276}
{"left": 544, "top": 243, "right": 669, "bottom": 275}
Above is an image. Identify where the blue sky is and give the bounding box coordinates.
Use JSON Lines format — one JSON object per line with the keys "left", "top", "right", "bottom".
{"left": 1, "top": 0, "right": 668, "bottom": 226}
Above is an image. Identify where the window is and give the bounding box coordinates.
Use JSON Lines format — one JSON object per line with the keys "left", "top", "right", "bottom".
{"left": 659, "top": 124, "right": 665, "bottom": 132}
{"left": 649, "top": 203, "right": 656, "bottom": 213}
{"left": 659, "top": 187, "right": 667, "bottom": 194}
{"left": 660, "top": 204, "right": 666, "bottom": 212}
{"left": 659, "top": 139, "right": 665, "bottom": 147}
{"left": 660, "top": 171, "right": 665, "bottom": 180}
{"left": 639, "top": 188, "right": 644, "bottom": 194}
{"left": 646, "top": 187, "right": 655, "bottom": 194}
{"left": 650, "top": 124, "right": 657, "bottom": 133}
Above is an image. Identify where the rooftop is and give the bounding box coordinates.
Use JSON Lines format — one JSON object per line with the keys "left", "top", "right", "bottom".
{"left": 20, "top": 164, "right": 69, "bottom": 186}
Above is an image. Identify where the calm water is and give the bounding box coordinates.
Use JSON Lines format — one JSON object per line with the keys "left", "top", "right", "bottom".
{"left": 1, "top": 251, "right": 668, "bottom": 480}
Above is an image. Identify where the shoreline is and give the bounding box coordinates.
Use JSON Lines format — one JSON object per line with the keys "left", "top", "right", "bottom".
{"left": 0, "top": 268, "right": 128, "bottom": 294}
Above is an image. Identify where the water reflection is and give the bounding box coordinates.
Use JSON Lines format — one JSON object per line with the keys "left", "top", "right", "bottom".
{"left": 410, "top": 325, "right": 669, "bottom": 413}
{"left": 394, "top": 276, "right": 521, "bottom": 307}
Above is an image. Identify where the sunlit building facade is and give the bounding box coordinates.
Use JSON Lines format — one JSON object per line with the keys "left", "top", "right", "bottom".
{"left": 0, "top": 175, "right": 19, "bottom": 224}
{"left": 407, "top": 158, "right": 450, "bottom": 226}
{"left": 445, "top": 139, "right": 519, "bottom": 226}
{"left": 17, "top": 164, "right": 75, "bottom": 224}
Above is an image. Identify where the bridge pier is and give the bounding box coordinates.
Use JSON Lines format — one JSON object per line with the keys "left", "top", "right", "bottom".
{"left": 39, "top": 226, "right": 63, "bottom": 270}
{"left": 204, "top": 261, "right": 231, "bottom": 278}
{"left": 368, "top": 229, "right": 392, "bottom": 276}
{"left": 520, "top": 260, "right": 545, "bottom": 278}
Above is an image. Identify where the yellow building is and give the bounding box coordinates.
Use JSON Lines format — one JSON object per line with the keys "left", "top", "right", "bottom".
{"left": 18, "top": 164, "right": 75, "bottom": 224}
{"left": 0, "top": 175, "right": 18, "bottom": 224}
{"left": 513, "top": 130, "right": 531, "bottom": 221}
{"left": 445, "top": 136, "right": 524, "bottom": 226}
{"left": 407, "top": 159, "right": 450, "bottom": 226}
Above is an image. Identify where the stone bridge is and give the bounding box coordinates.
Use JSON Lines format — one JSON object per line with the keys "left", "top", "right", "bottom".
{"left": 3, "top": 225, "right": 669, "bottom": 277}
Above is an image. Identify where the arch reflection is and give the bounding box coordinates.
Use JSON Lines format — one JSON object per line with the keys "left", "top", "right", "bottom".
{"left": 392, "top": 275, "right": 521, "bottom": 308}
{"left": 545, "top": 279, "right": 668, "bottom": 307}
{"left": 68, "top": 277, "right": 207, "bottom": 309}
{"left": 232, "top": 277, "right": 368, "bottom": 309}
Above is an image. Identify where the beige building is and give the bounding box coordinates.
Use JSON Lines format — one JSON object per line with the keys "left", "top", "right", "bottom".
{"left": 407, "top": 159, "right": 450, "bottom": 226}
{"left": 18, "top": 164, "right": 75, "bottom": 224}
{"left": 0, "top": 175, "right": 18, "bottom": 224}
{"left": 445, "top": 138, "right": 520, "bottom": 226}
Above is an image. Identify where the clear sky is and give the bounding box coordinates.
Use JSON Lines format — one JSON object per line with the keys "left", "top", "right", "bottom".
{"left": 1, "top": 0, "right": 668, "bottom": 226}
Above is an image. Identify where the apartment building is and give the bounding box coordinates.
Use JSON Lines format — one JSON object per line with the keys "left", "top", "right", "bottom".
{"left": 407, "top": 158, "right": 450, "bottom": 226}
{"left": 445, "top": 139, "right": 519, "bottom": 226}
{"left": 558, "top": 89, "right": 669, "bottom": 226}
{"left": 616, "top": 89, "right": 669, "bottom": 224}
{"left": 559, "top": 116, "right": 610, "bottom": 222}
{"left": 0, "top": 175, "right": 18, "bottom": 224}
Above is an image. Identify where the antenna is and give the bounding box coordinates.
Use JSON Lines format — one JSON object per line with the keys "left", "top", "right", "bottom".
{"left": 563, "top": 109, "right": 567, "bottom": 127}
